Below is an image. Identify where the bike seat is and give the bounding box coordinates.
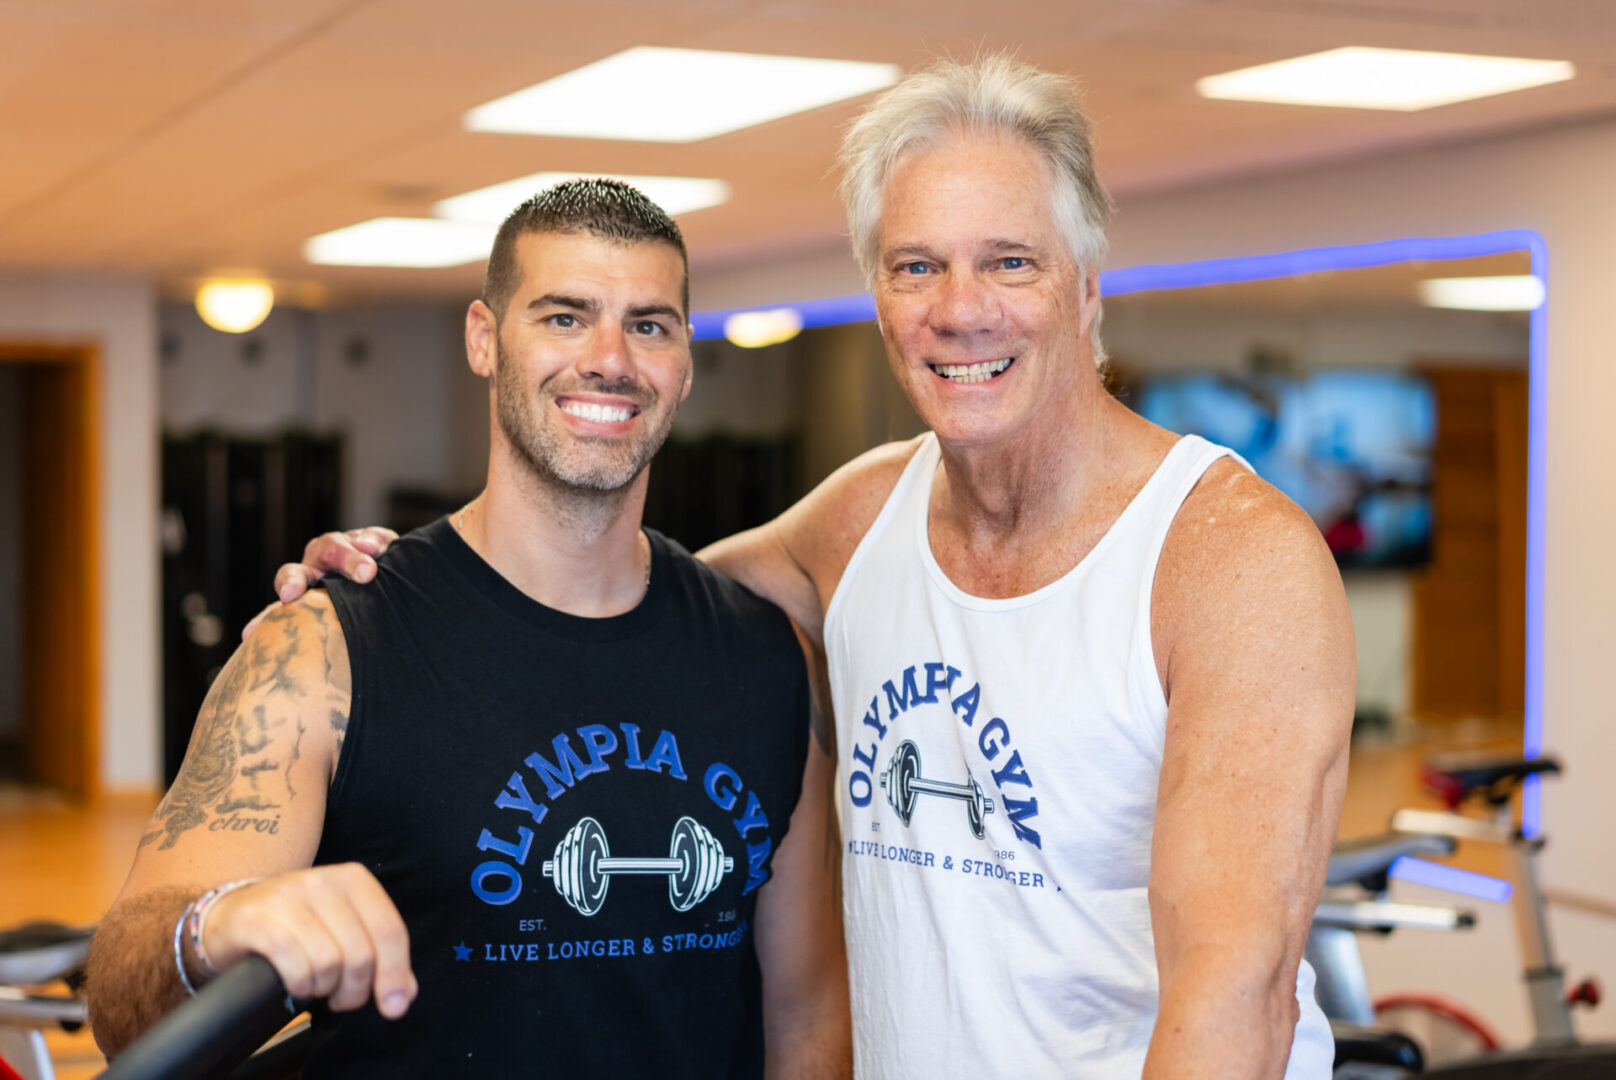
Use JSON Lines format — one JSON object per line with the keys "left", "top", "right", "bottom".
{"left": 1327, "top": 831, "right": 1457, "bottom": 891}
{"left": 1423, "top": 753, "right": 1561, "bottom": 809}
{"left": 1330, "top": 1022, "right": 1424, "bottom": 1070}
{"left": 0, "top": 921, "right": 95, "bottom": 986}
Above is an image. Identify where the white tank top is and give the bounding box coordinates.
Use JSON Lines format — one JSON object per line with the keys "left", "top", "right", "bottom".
{"left": 824, "top": 433, "right": 1333, "bottom": 1077}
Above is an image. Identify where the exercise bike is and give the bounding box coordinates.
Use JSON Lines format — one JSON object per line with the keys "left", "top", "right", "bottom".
{"left": 1312, "top": 753, "right": 1616, "bottom": 1078}
{"left": 0, "top": 921, "right": 94, "bottom": 1080}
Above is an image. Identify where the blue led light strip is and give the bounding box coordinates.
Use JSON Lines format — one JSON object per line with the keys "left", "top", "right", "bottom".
{"left": 1097, "top": 231, "right": 1544, "bottom": 296}
{"left": 693, "top": 231, "right": 1548, "bottom": 838}
{"left": 1389, "top": 856, "right": 1513, "bottom": 904}
{"left": 689, "top": 293, "right": 876, "bottom": 341}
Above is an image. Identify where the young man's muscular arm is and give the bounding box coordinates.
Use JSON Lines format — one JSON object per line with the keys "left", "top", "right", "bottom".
{"left": 87, "top": 594, "right": 416, "bottom": 1056}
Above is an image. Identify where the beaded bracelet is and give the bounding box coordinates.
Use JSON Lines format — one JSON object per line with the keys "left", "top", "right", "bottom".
{"left": 172, "top": 878, "right": 261, "bottom": 995}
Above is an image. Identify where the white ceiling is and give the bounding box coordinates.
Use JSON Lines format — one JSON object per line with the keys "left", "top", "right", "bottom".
{"left": 2, "top": 0, "right": 1611, "bottom": 305}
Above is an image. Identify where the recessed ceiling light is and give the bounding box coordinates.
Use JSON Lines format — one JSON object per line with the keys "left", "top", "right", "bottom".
{"left": 437, "top": 173, "right": 730, "bottom": 223}
{"left": 1418, "top": 275, "right": 1545, "bottom": 311}
{"left": 305, "top": 218, "right": 496, "bottom": 268}
{"left": 465, "top": 47, "right": 901, "bottom": 142}
{"left": 1197, "top": 47, "right": 1573, "bottom": 111}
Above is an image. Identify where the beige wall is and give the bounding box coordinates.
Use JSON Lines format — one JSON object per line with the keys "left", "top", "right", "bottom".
{"left": 0, "top": 271, "right": 159, "bottom": 792}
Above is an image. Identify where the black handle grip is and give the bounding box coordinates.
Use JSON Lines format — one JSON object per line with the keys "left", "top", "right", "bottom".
{"left": 100, "top": 955, "right": 302, "bottom": 1080}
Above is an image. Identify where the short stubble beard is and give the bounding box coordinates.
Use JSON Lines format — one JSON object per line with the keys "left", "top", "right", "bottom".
{"left": 494, "top": 335, "right": 679, "bottom": 497}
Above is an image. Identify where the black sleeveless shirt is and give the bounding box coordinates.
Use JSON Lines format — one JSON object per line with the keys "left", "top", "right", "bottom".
{"left": 307, "top": 520, "right": 810, "bottom": 1077}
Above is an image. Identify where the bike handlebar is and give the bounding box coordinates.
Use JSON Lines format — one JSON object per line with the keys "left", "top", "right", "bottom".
{"left": 98, "top": 955, "right": 304, "bottom": 1080}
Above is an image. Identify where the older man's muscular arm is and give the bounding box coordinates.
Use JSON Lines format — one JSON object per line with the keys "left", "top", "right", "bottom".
{"left": 1142, "top": 463, "right": 1354, "bottom": 1079}
{"left": 88, "top": 594, "right": 415, "bottom": 1055}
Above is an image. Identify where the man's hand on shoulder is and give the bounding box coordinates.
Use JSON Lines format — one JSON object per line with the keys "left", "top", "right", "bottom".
{"left": 243, "top": 527, "right": 397, "bottom": 639}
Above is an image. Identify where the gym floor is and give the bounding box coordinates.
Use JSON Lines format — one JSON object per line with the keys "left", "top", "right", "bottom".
{"left": 3, "top": 785, "right": 156, "bottom": 1079}
{"left": 5, "top": 721, "right": 1518, "bottom": 1079}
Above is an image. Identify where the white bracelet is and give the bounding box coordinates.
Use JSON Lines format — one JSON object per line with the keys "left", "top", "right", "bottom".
{"left": 173, "top": 901, "right": 200, "bottom": 996}
{"left": 174, "top": 878, "right": 262, "bottom": 996}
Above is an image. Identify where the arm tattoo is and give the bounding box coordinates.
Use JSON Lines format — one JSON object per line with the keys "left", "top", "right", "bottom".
{"left": 285, "top": 718, "right": 306, "bottom": 799}
{"left": 304, "top": 603, "right": 351, "bottom": 693}
{"left": 240, "top": 760, "right": 278, "bottom": 781}
{"left": 140, "top": 603, "right": 340, "bottom": 850}
{"left": 248, "top": 623, "right": 303, "bottom": 699}
{"left": 330, "top": 709, "right": 349, "bottom": 755}
{"left": 284, "top": 602, "right": 355, "bottom": 760}
{"left": 141, "top": 656, "right": 250, "bottom": 849}
{"left": 307, "top": 604, "right": 352, "bottom": 756}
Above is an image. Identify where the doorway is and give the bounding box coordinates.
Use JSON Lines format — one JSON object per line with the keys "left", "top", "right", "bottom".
{"left": 0, "top": 344, "right": 100, "bottom": 800}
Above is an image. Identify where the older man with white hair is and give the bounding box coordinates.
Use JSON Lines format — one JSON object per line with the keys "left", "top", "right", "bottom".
{"left": 275, "top": 55, "right": 1351, "bottom": 1077}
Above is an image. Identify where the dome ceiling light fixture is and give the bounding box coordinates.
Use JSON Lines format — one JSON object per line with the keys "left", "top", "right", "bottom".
{"left": 195, "top": 279, "right": 275, "bottom": 333}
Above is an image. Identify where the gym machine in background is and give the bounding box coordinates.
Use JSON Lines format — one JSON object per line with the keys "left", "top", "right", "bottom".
{"left": 387, "top": 434, "right": 800, "bottom": 553}
{"left": 160, "top": 431, "right": 342, "bottom": 787}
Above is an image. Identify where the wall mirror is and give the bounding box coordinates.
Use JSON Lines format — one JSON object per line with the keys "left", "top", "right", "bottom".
{"left": 687, "top": 231, "right": 1546, "bottom": 842}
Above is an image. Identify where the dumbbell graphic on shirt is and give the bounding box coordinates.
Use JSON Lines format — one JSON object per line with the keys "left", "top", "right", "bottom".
{"left": 540, "top": 816, "right": 734, "bottom": 917}
{"left": 880, "top": 739, "right": 995, "bottom": 839}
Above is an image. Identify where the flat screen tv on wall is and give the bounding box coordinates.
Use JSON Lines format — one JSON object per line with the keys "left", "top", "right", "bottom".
{"left": 1137, "top": 370, "right": 1435, "bottom": 570}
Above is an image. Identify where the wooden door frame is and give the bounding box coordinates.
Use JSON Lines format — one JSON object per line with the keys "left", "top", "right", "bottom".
{"left": 1408, "top": 363, "right": 1529, "bottom": 724}
{"left": 1, "top": 342, "right": 101, "bottom": 801}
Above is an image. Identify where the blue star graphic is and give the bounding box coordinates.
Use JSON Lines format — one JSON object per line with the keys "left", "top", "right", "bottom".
{"left": 453, "top": 941, "right": 472, "bottom": 962}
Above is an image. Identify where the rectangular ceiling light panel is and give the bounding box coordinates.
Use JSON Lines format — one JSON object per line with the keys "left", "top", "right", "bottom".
{"left": 437, "top": 173, "right": 730, "bottom": 223}
{"left": 465, "top": 47, "right": 901, "bottom": 142}
{"left": 305, "top": 218, "right": 496, "bottom": 268}
{"left": 1197, "top": 47, "right": 1574, "bottom": 111}
{"left": 1418, "top": 275, "right": 1545, "bottom": 311}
